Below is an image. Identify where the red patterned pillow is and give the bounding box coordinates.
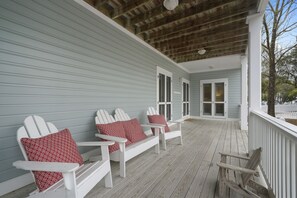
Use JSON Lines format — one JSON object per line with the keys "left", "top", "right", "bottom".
{"left": 148, "top": 115, "right": 170, "bottom": 133}
{"left": 121, "top": 118, "right": 147, "bottom": 143}
{"left": 96, "top": 121, "right": 132, "bottom": 153}
{"left": 21, "top": 128, "right": 83, "bottom": 192}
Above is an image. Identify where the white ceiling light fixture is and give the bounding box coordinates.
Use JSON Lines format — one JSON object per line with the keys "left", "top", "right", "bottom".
{"left": 198, "top": 48, "right": 206, "bottom": 55}
{"left": 163, "top": 0, "right": 179, "bottom": 10}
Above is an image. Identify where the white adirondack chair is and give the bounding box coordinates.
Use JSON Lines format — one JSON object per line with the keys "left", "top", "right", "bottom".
{"left": 147, "top": 107, "right": 183, "bottom": 150}
{"left": 95, "top": 109, "right": 161, "bottom": 178}
{"left": 13, "top": 115, "right": 114, "bottom": 198}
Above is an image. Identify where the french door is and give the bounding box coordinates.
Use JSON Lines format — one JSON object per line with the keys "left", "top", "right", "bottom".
{"left": 200, "top": 79, "right": 228, "bottom": 118}
{"left": 182, "top": 79, "right": 190, "bottom": 118}
{"left": 157, "top": 67, "right": 172, "bottom": 121}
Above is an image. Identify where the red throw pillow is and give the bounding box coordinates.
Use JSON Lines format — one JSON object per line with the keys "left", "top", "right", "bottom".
{"left": 21, "top": 128, "right": 83, "bottom": 192}
{"left": 147, "top": 115, "right": 170, "bottom": 133}
{"left": 121, "top": 118, "right": 147, "bottom": 143}
{"left": 96, "top": 121, "right": 132, "bottom": 153}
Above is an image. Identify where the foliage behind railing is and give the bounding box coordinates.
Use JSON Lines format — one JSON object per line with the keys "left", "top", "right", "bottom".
{"left": 249, "top": 110, "right": 297, "bottom": 198}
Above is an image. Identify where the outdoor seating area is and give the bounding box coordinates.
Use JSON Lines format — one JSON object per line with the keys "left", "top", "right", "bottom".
{"left": 4, "top": 119, "right": 251, "bottom": 198}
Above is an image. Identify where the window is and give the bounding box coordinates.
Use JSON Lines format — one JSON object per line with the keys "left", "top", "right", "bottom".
{"left": 157, "top": 67, "right": 172, "bottom": 121}
{"left": 182, "top": 79, "right": 190, "bottom": 117}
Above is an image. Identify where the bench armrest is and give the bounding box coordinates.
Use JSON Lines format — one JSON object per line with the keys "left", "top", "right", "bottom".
{"left": 219, "top": 152, "right": 250, "bottom": 160}
{"left": 141, "top": 123, "right": 166, "bottom": 128}
{"left": 13, "top": 161, "right": 79, "bottom": 172}
{"left": 95, "top": 134, "right": 127, "bottom": 143}
{"left": 217, "top": 162, "right": 259, "bottom": 176}
{"left": 77, "top": 141, "right": 115, "bottom": 147}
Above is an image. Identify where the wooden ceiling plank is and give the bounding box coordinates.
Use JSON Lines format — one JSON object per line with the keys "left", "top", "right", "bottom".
{"left": 95, "top": 0, "right": 109, "bottom": 8}
{"left": 175, "top": 49, "right": 245, "bottom": 63}
{"left": 112, "top": 0, "right": 150, "bottom": 19}
{"left": 136, "top": 0, "right": 246, "bottom": 34}
{"left": 159, "top": 32, "right": 248, "bottom": 52}
{"left": 145, "top": 6, "right": 250, "bottom": 42}
{"left": 150, "top": 19, "right": 247, "bottom": 44}
{"left": 155, "top": 27, "right": 248, "bottom": 49}
{"left": 164, "top": 36, "right": 248, "bottom": 55}
{"left": 166, "top": 41, "right": 248, "bottom": 57}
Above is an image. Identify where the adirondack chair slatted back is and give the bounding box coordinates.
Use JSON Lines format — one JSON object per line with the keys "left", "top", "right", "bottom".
{"left": 241, "top": 147, "right": 262, "bottom": 186}
{"left": 96, "top": 109, "right": 116, "bottom": 124}
{"left": 147, "top": 107, "right": 158, "bottom": 116}
{"left": 17, "top": 115, "right": 59, "bottom": 175}
{"left": 114, "top": 108, "right": 131, "bottom": 121}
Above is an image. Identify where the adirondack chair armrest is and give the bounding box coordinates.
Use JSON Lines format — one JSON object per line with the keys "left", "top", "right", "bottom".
{"left": 169, "top": 120, "right": 184, "bottom": 124}
{"left": 13, "top": 161, "right": 79, "bottom": 173}
{"left": 95, "top": 134, "right": 127, "bottom": 143}
{"left": 141, "top": 123, "right": 166, "bottom": 128}
{"left": 217, "top": 162, "right": 259, "bottom": 176}
{"left": 219, "top": 152, "right": 250, "bottom": 160}
{"left": 76, "top": 141, "right": 115, "bottom": 147}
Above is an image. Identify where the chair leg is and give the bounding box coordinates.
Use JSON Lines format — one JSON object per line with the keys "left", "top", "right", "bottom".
{"left": 162, "top": 135, "right": 167, "bottom": 150}
{"left": 219, "top": 180, "right": 226, "bottom": 198}
{"left": 180, "top": 135, "right": 183, "bottom": 145}
{"left": 155, "top": 143, "right": 160, "bottom": 154}
{"left": 104, "top": 171, "right": 113, "bottom": 188}
{"left": 120, "top": 160, "right": 126, "bottom": 178}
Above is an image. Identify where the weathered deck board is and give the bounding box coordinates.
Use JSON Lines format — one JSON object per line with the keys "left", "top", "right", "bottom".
{"left": 3, "top": 119, "right": 248, "bottom": 198}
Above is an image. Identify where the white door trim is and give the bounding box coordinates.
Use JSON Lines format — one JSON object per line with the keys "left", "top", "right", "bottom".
{"left": 200, "top": 78, "right": 228, "bottom": 118}
{"left": 182, "top": 78, "right": 190, "bottom": 119}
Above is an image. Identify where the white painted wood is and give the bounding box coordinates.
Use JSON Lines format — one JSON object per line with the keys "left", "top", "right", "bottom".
{"left": 13, "top": 115, "right": 113, "bottom": 198}
{"left": 114, "top": 108, "right": 131, "bottom": 121}
{"left": 95, "top": 109, "right": 160, "bottom": 178}
{"left": 247, "top": 14, "right": 262, "bottom": 111}
{"left": 181, "top": 78, "right": 190, "bottom": 119}
{"left": 147, "top": 106, "right": 183, "bottom": 150}
{"left": 249, "top": 110, "right": 297, "bottom": 198}
{"left": 240, "top": 55, "right": 248, "bottom": 130}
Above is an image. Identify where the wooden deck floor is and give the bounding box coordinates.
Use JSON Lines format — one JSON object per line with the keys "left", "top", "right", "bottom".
{"left": 3, "top": 119, "right": 248, "bottom": 198}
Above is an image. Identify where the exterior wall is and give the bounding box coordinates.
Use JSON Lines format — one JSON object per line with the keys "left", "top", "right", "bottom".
{"left": 0, "top": 0, "right": 189, "bottom": 183}
{"left": 190, "top": 69, "right": 241, "bottom": 119}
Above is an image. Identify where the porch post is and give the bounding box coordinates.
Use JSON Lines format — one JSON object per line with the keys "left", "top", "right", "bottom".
{"left": 247, "top": 14, "right": 262, "bottom": 151}
{"left": 240, "top": 55, "right": 248, "bottom": 130}
{"left": 247, "top": 14, "right": 262, "bottom": 111}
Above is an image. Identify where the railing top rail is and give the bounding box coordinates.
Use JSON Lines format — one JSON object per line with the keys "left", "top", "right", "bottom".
{"left": 251, "top": 110, "right": 297, "bottom": 140}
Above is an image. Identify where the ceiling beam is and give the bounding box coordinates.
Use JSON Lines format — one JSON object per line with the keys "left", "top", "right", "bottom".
{"left": 112, "top": 0, "right": 149, "bottom": 19}
{"left": 175, "top": 49, "right": 245, "bottom": 63}
{"left": 157, "top": 31, "right": 248, "bottom": 52}
{"left": 169, "top": 43, "right": 247, "bottom": 58}
{"left": 136, "top": 0, "right": 245, "bottom": 34}
{"left": 150, "top": 19, "right": 247, "bottom": 45}
{"left": 94, "top": 0, "right": 109, "bottom": 8}
{"left": 164, "top": 36, "right": 248, "bottom": 56}
{"left": 144, "top": 6, "right": 250, "bottom": 42}
{"left": 154, "top": 27, "right": 248, "bottom": 49}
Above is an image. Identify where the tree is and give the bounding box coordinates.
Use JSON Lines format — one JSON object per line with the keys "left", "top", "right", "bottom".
{"left": 262, "top": 0, "right": 297, "bottom": 116}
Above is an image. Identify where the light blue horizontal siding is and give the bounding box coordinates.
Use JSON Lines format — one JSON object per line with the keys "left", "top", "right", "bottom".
{"left": 0, "top": 0, "right": 189, "bottom": 182}
{"left": 190, "top": 69, "right": 241, "bottom": 119}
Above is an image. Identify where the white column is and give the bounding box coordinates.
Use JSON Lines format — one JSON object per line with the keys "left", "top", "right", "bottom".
{"left": 240, "top": 55, "right": 248, "bottom": 130}
{"left": 247, "top": 14, "right": 262, "bottom": 111}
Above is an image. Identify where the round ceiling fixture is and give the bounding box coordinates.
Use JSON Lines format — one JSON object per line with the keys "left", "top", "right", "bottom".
{"left": 163, "top": 0, "right": 179, "bottom": 10}
{"left": 198, "top": 48, "right": 206, "bottom": 55}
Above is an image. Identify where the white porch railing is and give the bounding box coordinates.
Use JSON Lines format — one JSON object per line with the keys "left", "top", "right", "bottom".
{"left": 249, "top": 110, "right": 297, "bottom": 198}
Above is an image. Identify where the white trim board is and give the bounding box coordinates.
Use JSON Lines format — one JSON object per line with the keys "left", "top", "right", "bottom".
{"left": 190, "top": 116, "right": 239, "bottom": 121}
{"left": 74, "top": 0, "right": 189, "bottom": 73}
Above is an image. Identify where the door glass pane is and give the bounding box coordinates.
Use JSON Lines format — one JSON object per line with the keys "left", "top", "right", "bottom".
{"left": 203, "top": 84, "right": 212, "bottom": 102}
{"left": 159, "top": 74, "right": 165, "bottom": 102}
{"left": 159, "top": 104, "right": 165, "bottom": 116}
{"left": 186, "top": 103, "right": 189, "bottom": 115}
{"left": 203, "top": 103, "right": 211, "bottom": 115}
{"left": 183, "top": 103, "right": 186, "bottom": 116}
{"left": 166, "top": 76, "right": 171, "bottom": 102}
{"left": 215, "top": 104, "right": 224, "bottom": 116}
{"left": 166, "top": 104, "right": 171, "bottom": 120}
{"left": 215, "top": 83, "right": 224, "bottom": 102}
